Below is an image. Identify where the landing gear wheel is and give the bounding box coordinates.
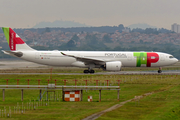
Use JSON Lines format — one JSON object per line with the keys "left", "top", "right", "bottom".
{"left": 90, "top": 70, "right": 95, "bottom": 73}
{"left": 84, "top": 70, "right": 89, "bottom": 73}
{"left": 158, "top": 70, "right": 162, "bottom": 73}
{"left": 83, "top": 70, "right": 95, "bottom": 74}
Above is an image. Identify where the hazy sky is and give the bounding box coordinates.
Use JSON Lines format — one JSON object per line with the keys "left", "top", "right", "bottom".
{"left": 0, "top": 0, "right": 179, "bottom": 29}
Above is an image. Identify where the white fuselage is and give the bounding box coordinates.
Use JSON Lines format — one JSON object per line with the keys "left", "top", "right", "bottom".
{"left": 19, "top": 51, "right": 178, "bottom": 68}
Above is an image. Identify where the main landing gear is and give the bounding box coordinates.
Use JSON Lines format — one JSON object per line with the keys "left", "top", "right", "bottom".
{"left": 158, "top": 67, "right": 162, "bottom": 73}
{"left": 83, "top": 69, "right": 95, "bottom": 74}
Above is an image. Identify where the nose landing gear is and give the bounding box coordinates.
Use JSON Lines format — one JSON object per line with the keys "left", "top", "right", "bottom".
{"left": 158, "top": 67, "right": 162, "bottom": 73}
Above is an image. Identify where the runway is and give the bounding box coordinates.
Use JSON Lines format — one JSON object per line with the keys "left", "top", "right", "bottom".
{"left": 0, "top": 59, "right": 46, "bottom": 69}
{"left": 0, "top": 71, "right": 179, "bottom": 75}
{"left": 0, "top": 60, "right": 179, "bottom": 75}
{"left": 101, "top": 70, "right": 180, "bottom": 75}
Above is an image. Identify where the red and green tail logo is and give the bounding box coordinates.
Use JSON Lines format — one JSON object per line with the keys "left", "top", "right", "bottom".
{"left": 2, "top": 27, "right": 25, "bottom": 51}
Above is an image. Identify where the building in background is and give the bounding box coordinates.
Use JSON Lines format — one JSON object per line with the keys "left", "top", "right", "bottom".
{"left": 171, "top": 23, "right": 180, "bottom": 33}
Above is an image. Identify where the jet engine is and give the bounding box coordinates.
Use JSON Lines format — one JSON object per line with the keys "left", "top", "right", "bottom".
{"left": 102, "top": 61, "right": 122, "bottom": 71}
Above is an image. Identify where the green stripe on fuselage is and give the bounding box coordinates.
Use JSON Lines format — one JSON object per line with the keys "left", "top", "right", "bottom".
{"left": 133, "top": 52, "right": 147, "bottom": 67}
{"left": 2, "top": 27, "right": 9, "bottom": 45}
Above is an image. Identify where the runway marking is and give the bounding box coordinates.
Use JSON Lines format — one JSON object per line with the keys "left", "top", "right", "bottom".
{"left": 0, "top": 71, "right": 179, "bottom": 75}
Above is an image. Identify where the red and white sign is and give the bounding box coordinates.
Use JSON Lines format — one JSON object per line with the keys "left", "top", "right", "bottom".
{"left": 64, "top": 91, "right": 80, "bottom": 101}
{"left": 88, "top": 96, "right": 93, "bottom": 102}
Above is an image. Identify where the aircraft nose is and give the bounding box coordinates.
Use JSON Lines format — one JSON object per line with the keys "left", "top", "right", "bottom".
{"left": 174, "top": 58, "right": 179, "bottom": 63}
{"left": 175, "top": 58, "right": 179, "bottom": 62}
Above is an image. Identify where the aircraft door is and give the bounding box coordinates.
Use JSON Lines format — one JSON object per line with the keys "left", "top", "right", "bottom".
{"left": 35, "top": 52, "right": 40, "bottom": 59}
{"left": 127, "top": 53, "right": 132, "bottom": 61}
{"left": 160, "top": 54, "right": 165, "bottom": 61}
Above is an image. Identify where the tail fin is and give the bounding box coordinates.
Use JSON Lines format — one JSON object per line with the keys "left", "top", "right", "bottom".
{"left": 2, "top": 27, "right": 35, "bottom": 51}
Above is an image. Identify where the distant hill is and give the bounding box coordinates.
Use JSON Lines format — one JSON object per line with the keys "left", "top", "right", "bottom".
{"left": 128, "top": 23, "right": 157, "bottom": 30}
{"left": 33, "top": 20, "right": 89, "bottom": 28}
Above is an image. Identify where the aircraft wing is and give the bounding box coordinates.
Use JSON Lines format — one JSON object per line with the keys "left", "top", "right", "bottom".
{"left": 61, "top": 52, "right": 105, "bottom": 65}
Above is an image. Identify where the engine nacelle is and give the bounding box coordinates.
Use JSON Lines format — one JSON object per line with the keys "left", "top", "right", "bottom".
{"left": 104, "top": 61, "right": 122, "bottom": 71}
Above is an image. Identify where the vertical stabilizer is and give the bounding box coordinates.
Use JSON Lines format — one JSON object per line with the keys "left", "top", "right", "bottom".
{"left": 2, "top": 27, "right": 35, "bottom": 51}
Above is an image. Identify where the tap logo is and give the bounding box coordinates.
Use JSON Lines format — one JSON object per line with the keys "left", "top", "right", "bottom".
{"left": 8, "top": 28, "right": 25, "bottom": 51}
{"left": 133, "top": 52, "right": 159, "bottom": 67}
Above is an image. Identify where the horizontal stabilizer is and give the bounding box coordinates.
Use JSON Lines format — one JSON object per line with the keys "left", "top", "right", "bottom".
{"left": 2, "top": 50, "right": 23, "bottom": 57}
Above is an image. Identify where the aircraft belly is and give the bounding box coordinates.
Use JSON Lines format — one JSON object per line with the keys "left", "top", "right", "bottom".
{"left": 151, "top": 61, "right": 169, "bottom": 67}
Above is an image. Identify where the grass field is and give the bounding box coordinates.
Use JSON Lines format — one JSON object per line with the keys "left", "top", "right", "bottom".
{"left": 0, "top": 72, "right": 180, "bottom": 120}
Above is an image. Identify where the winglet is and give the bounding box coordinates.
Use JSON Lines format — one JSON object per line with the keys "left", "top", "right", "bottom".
{"left": 61, "top": 52, "right": 66, "bottom": 56}
{"left": 61, "top": 52, "right": 75, "bottom": 57}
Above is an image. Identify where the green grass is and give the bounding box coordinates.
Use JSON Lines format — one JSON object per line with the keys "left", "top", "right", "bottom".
{"left": 98, "top": 79, "right": 180, "bottom": 120}
{"left": 0, "top": 74, "right": 180, "bottom": 119}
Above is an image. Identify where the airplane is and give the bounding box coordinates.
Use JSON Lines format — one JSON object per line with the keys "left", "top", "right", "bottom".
{"left": 1, "top": 27, "right": 178, "bottom": 73}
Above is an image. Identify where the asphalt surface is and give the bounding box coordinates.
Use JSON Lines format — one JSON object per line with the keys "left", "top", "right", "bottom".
{"left": 0, "top": 60, "right": 46, "bottom": 69}
{"left": 0, "top": 60, "right": 179, "bottom": 75}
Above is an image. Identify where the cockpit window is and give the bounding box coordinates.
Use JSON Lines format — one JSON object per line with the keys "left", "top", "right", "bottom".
{"left": 169, "top": 56, "right": 174, "bottom": 58}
